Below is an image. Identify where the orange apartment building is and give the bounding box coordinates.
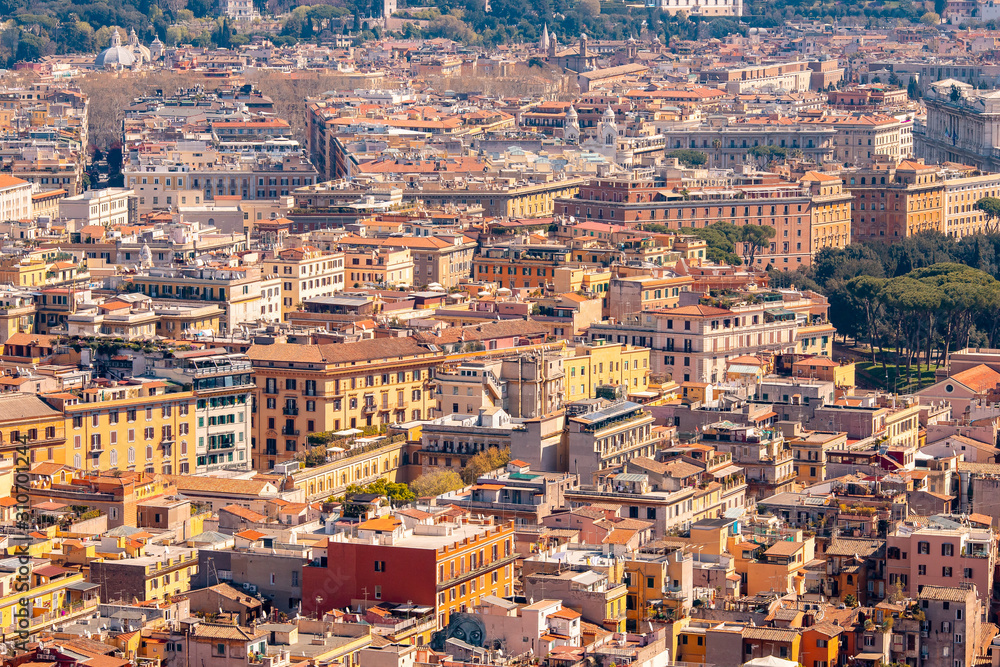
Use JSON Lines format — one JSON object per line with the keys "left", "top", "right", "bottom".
{"left": 849, "top": 159, "right": 945, "bottom": 243}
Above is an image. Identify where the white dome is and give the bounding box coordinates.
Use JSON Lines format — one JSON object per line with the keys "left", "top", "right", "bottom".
{"left": 95, "top": 30, "right": 136, "bottom": 69}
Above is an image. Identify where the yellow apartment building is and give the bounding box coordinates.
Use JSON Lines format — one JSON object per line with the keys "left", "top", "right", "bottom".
{"left": 564, "top": 342, "right": 651, "bottom": 402}
{"left": 267, "top": 246, "right": 345, "bottom": 319}
{"left": 0, "top": 256, "right": 48, "bottom": 287}
{"left": 0, "top": 566, "right": 98, "bottom": 634}
{"left": 623, "top": 550, "right": 692, "bottom": 630}
{"left": 788, "top": 430, "right": 848, "bottom": 485}
{"left": 0, "top": 394, "right": 67, "bottom": 466}
{"left": 344, "top": 247, "right": 414, "bottom": 289}
{"left": 44, "top": 383, "right": 197, "bottom": 475}
{"left": 248, "top": 338, "right": 439, "bottom": 470}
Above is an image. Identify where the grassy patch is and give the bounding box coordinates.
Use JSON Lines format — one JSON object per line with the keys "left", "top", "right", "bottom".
{"left": 855, "top": 360, "right": 941, "bottom": 393}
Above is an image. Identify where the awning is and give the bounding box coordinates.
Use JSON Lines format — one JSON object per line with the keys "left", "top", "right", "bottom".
{"left": 66, "top": 581, "right": 100, "bottom": 591}
{"left": 854, "top": 654, "right": 886, "bottom": 662}
{"left": 712, "top": 465, "right": 743, "bottom": 478}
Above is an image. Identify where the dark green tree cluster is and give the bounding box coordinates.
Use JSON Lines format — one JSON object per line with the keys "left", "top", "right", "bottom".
{"left": 667, "top": 149, "right": 708, "bottom": 168}
{"left": 770, "top": 231, "right": 1000, "bottom": 387}
{"left": 834, "top": 264, "right": 1000, "bottom": 387}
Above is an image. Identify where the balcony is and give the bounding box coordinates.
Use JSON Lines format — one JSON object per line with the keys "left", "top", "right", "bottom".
{"left": 265, "top": 447, "right": 278, "bottom": 456}
{"left": 283, "top": 407, "right": 299, "bottom": 416}
{"left": 362, "top": 404, "right": 377, "bottom": 414}
{"left": 281, "top": 428, "right": 300, "bottom": 436}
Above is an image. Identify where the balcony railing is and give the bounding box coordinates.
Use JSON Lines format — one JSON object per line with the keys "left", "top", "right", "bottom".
{"left": 283, "top": 407, "right": 298, "bottom": 416}
{"left": 281, "top": 428, "right": 300, "bottom": 436}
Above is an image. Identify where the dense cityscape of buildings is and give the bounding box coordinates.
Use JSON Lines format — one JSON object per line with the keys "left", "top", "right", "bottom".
{"left": 4, "top": 11, "right": 1000, "bottom": 667}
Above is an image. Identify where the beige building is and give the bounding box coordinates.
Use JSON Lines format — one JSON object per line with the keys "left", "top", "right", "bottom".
{"left": 801, "top": 113, "right": 910, "bottom": 166}
{"left": 336, "top": 234, "right": 476, "bottom": 289}
{"left": 344, "top": 247, "right": 414, "bottom": 289}
{"left": 268, "top": 246, "right": 345, "bottom": 319}
{"left": 942, "top": 170, "right": 1000, "bottom": 238}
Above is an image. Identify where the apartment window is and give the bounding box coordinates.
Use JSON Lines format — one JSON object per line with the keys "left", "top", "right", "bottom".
{"left": 285, "top": 379, "right": 297, "bottom": 391}
{"left": 374, "top": 585, "right": 382, "bottom": 600}
{"left": 943, "top": 567, "right": 953, "bottom": 577}
{"left": 942, "top": 543, "right": 954, "bottom": 557}
{"left": 964, "top": 567, "right": 973, "bottom": 578}
{"left": 375, "top": 561, "right": 386, "bottom": 572}
{"left": 918, "top": 564, "right": 926, "bottom": 575}
{"left": 215, "top": 644, "right": 225, "bottom": 657}
{"left": 918, "top": 541, "right": 929, "bottom": 554}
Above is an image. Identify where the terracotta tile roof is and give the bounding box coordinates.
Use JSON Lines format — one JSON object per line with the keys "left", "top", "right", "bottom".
{"left": 234, "top": 529, "right": 267, "bottom": 541}
{"left": 664, "top": 304, "right": 731, "bottom": 317}
{"left": 164, "top": 476, "right": 274, "bottom": 496}
{"left": 824, "top": 537, "right": 884, "bottom": 558}
{"left": 742, "top": 626, "right": 800, "bottom": 641}
{"left": 603, "top": 529, "right": 636, "bottom": 545}
{"left": 192, "top": 622, "right": 266, "bottom": 641}
{"left": 548, "top": 607, "right": 582, "bottom": 620}
{"left": 248, "top": 337, "right": 430, "bottom": 365}
{"left": 919, "top": 585, "right": 974, "bottom": 603}
{"left": 221, "top": 505, "right": 267, "bottom": 523}
{"left": 765, "top": 540, "right": 804, "bottom": 556}
{"left": 358, "top": 516, "right": 402, "bottom": 532}
{"left": 947, "top": 364, "right": 1000, "bottom": 393}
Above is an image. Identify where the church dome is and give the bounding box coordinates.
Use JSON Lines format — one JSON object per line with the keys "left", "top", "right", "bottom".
{"left": 129, "top": 28, "right": 151, "bottom": 63}
{"left": 95, "top": 30, "right": 136, "bottom": 69}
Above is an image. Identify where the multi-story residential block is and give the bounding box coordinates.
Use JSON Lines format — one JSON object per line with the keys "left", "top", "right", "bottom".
{"left": 131, "top": 265, "right": 263, "bottom": 334}
{"left": 605, "top": 275, "right": 694, "bottom": 321}
{"left": 657, "top": 116, "right": 835, "bottom": 167}
{"left": 0, "top": 174, "right": 32, "bottom": 221}
{"left": 58, "top": 187, "right": 134, "bottom": 227}
{"left": 848, "top": 159, "right": 945, "bottom": 242}
{"left": 622, "top": 549, "right": 694, "bottom": 630}
{"left": 124, "top": 153, "right": 318, "bottom": 204}
{"left": 941, "top": 168, "right": 1000, "bottom": 238}
{"left": 700, "top": 421, "right": 795, "bottom": 500}
{"left": 474, "top": 243, "right": 575, "bottom": 290}
{"left": 887, "top": 521, "right": 994, "bottom": 613}
{"left": 248, "top": 338, "right": 439, "bottom": 470}
{"left": 343, "top": 246, "right": 413, "bottom": 289}
{"left": 522, "top": 568, "right": 628, "bottom": 632}
{"left": 436, "top": 461, "right": 579, "bottom": 527}
{"left": 0, "top": 558, "right": 99, "bottom": 637}
{"left": 563, "top": 343, "right": 652, "bottom": 403}
{"left": 919, "top": 585, "right": 982, "bottom": 667}
{"left": 149, "top": 351, "right": 254, "bottom": 473}
{"left": 430, "top": 351, "right": 565, "bottom": 422}
{"left": 800, "top": 113, "right": 910, "bottom": 165}
{"left": 25, "top": 470, "right": 175, "bottom": 528}
{"left": 565, "top": 399, "right": 658, "bottom": 483}
{"left": 588, "top": 293, "right": 829, "bottom": 382}
{"left": 303, "top": 514, "right": 516, "bottom": 629}
{"left": 266, "top": 246, "right": 345, "bottom": 319}
{"left": 90, "top": 545, "right": 199, "bottom": 603}
{"left": 43, "top": 382, "right": 197, "bottom": 475}
{"left": 10, "top": 144, "right": 84, "bottom": 195}
{"left": 192, "top": 544, "right": 310, "bottom": 614}
{"left": 334, "top": 234, "right": 477, "bottom": 289}
{"left": 0, "top": 393, "right": 67, "bottom": 466}
{"left": 555, "top": 171, "right": 852, "bottom": 268}
{"left": 784, "top": 425, "right": 848, "bottom": 485}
